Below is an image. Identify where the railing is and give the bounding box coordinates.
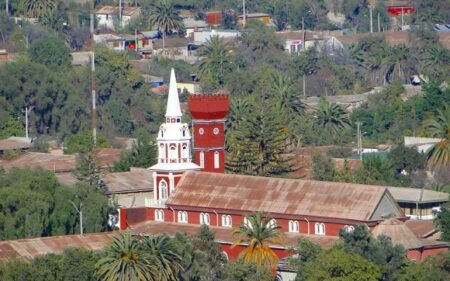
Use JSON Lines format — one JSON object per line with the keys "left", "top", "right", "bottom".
{"left": 145, "top": 198, "right": 167, "bottom": 208}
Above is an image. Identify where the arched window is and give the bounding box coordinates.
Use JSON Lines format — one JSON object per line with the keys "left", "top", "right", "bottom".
{"left": 214, "top": 151, "right": 220, "bottom": 169}
{"left": 200, "top": 213, "right": 210, "bottom": 225}
{"left": 289, "top": 220, "right": 299, "bottom": 233}
{"left": 199, "top": 151, "right": 205, "bottom": 168}
{"left": 159, "top": 180, "right": 168, "bottom": 200}
{"left": 178, "top": 211, "right": 188, "bottom": 223}
{"left": 182, "top": 143, "right": 188, "bottom": 159}
{"left": 243, "top": 217, "right": 253, "bottom": 229}
{"left": 315, "top": 223, "right": 325, "bottom": 235}
{"left": 343, "top": 225, "right": 355, "bottom": 233}
{"left": 222, "top": 215, "right": 232, "bottom": 227}
{"left": 222, "top": 251, "right": 229, "bottom": 261}
{"left": 155, "top": 210, "right": 164, "bottom": 221}
{"left": 169, "top": 144, "right": 177, "bottom": 161}
{"left": 268, "top": 219, "right": 277, "bottom": 228}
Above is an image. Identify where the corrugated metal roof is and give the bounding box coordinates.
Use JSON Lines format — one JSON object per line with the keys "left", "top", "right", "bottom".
{"left": 167, "top": 172, "right": 390, "bottom": 221}
{"left": 372, "top": 218, "right": 423, "bottom": 249}
{"left": 0, "top": 233, "right": 115, "bottom": 262}
{"left": 405, "top": 220, "right": 438, "bottom": 239}
{"left": 388, "top": 187, "right": 449, "bottom": 204}
{"left": 0, "top": 137, "right": 32, "bottom": 151}
{"left": 102, "top": 168, "right": 153, "bottom": 194}
{"left": 131, "top": 221, "right": 338, "bottom": 249}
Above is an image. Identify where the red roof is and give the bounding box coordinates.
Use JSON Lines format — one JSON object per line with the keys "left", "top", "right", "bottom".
{"left": 167, "top": 172, "right": 402, "bottom": 222}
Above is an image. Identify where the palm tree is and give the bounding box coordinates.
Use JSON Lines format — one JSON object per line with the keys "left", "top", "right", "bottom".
{"left": 95, "top": 233, "right": 154, "bottom": 281}
{"left": 422, "top": 46, "right": 450, "bottom": 81}
{"left": 271, "top": 72, "right": 306, "bottom": 117}
{"left": 24, "top": 0, "right": 57, "bottom": 18}
{"left": 198, "top": 35, "right": 232, "bottom": 88}
{"left": 314, "top": 99, "right": 351, "bottom": 135}
{"left": 232, "top": 212, "right": 283, "bottom": 271}
{"left": 424, "top": 105, "right": 450, "bottom": 168}
{"left": 147, "top": 0, "right": 183, "bottom": 54}
{"left": 143, "top": 234, "right": 183, "bottom": 281}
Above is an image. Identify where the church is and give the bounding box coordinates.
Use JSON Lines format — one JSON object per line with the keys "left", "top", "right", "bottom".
{"left": 119, "top": 69, "right": 448, "bottom": 274}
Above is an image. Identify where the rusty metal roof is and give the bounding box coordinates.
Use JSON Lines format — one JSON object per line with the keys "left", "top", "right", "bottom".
{"left": 0, "top": 232, "right": 116, "bottom": 262}
{"left": 130, "top": 221, "right": 338, "bottom": 249}
{"left": 102, "top": 168, "right": 153, "bottom": 194}
{"left": 167, "top": 172, "right": 390, "bottom": 222}
{"left": 405, "top": 220, "right": 438, "bottom": 239}
{"left": 97, "top": 148, "right": 122, "bottom": 167}
{"left": 3, "top": 152, "right": 76, "bottom": 172}
{"left": 0, "top": 137, "right": 32, "bottom": 151}
{"left": 372, "top": 218, "right": 424, "bottom": 249}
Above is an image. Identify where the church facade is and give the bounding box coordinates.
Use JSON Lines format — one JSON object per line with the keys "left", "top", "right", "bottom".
{"left": 119, "top": 69, "right": 448, "bottom": 268}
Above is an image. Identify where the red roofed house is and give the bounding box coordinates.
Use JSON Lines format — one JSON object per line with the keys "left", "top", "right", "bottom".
{"left": 119, "top": 69, "right": 448, "bottom": 278}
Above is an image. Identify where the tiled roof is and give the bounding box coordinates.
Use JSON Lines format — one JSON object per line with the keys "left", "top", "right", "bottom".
{"left": 0, "top": 233, "right": 115, "bottom": 262}
{"left": 102, "top": 168, "right": 153, "bottom": 194}
{"left": 167, "top": 172, "right": 392, "bottom": 222}
{"left": 130, "top": 221, "right": 338, "bottom": 249}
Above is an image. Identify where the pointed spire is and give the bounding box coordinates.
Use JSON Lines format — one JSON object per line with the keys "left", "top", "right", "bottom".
{"left": 165, "top": 68, "right": 182, "bottom": 119}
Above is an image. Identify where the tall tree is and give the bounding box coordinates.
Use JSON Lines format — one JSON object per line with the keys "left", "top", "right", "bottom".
{"left": 232, "top": 213, "right": 282, "bottom": 271}
{"left": 23, "top": 0, "right": 57, "bottom": 18}
{"left": 424, "top": 105, "right": 450, "bottom": 169}
{"left": 147, "top": 0, "right": 183, "bottom": 53}
{"left": 95, "top": 233, "right": 154, "bottom": 281}
{"left": 314, "top": 98, "right": 351, "bottom": 135}
{"left": 198, "top": 35, "right": 232, "bottom": 89}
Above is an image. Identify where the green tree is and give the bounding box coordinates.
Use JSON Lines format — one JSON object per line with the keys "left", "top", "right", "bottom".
{"left": 435, "top": 205, "right": 450, "bottom": 242}
{"left": 147, "top": 0, "right": 183, "bottom": 52}
{"left": 112, "top": 136, "right": 157, "bottom": 172}
{"left": 232, "top": 212, "right": 282, "bottom": 271}
{"left": 226, "top": 103, "right": 293, "bottom": 176}
{"left": 387, "top": 143, "right": 427, "bottom": 176}
{"left": 95, "top": 232, "right": 154, "bottom": 281}
{"left": 198, "top": 35, "right": 232, "bottom": 89}
{"left": 421, "top": 46, "right": 450, "bottom": 82}
{"left": 424, "top": 105, "right": 450, "bottom": 169}
{"left": 340, "top": 225, "right": 408, "bottom": 280}
{"left": 23, "top": 0, "right": 57, "bottom": 18}
{"left": 173, "top": 232, "right": 208, "bottom": 281}
{"left": 314, "top": 99, "right": 351, "bottom": 135}
{"left": 288, "top": 239, "right": 323, "bottom": 270}
{"left": 64, "top": 131, "right": 109, "bottom": 154}
{"left": 311, "top": 152, "right": 335, "bottom": 181}
{"left": 297, "top": 249, "right": 381, "bottom": 281}
{"left": 28, "top": 36, "right": 72, "bottom": 70}
{"left": 221, "top": 261, "right": 273, "bottom": 281}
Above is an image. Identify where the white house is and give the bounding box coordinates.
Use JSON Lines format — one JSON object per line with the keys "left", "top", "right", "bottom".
{"left": 96, "top": 6, "right": 141, "bottom": 29}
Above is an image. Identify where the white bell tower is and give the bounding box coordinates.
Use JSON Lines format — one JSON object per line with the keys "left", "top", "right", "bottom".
{"left": 149, "top": 68, "right": 200, "bottom": 206}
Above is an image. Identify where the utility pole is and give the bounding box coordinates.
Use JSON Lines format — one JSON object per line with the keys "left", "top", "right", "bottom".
{"left": 25, "top": 106, "right": 29, "bottom": 139}
{"left": 302, "top": 17, "right": 306, "bottom": 98}
{"left": 5, "top": 0, "right": 8, "bottom": 15}
{"left": 242, "top": 0, "right": 246, "bottom": 28}
{"left": 369, "top": 5, "right": 373, "bottom": 33}
{"left": 119, "top": 0, "right": 123, "bottom": 28}
{"left": 90, "top": 0, "right": 97, "bottom": 145}
{"left": 356, "top": 121, "right": 362, "bottom": 160}
{"left": 401, "top": 7, "right": 404, "bottom": 30}
{"left": 70, "top": 201, "right": 83, "bottom": 235}
{"left": 377, "top": 13, "right": 381, "bottom": 32}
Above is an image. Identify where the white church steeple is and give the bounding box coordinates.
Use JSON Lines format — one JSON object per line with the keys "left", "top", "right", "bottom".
{"left": 165, "top": 68, "right": 182, "bottom": 122}
{"left": 149, "top": 68, "right": 200, "bottom": 205}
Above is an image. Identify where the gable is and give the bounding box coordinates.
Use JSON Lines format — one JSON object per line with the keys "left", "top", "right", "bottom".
{"left": 370, "top": 191, "right": 404, "bottom": 220}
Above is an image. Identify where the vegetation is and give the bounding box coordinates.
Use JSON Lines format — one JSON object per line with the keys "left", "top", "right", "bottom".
{"left": 0, "top": 168, "right": 110, "bottom": 240}
{"left": 232, "top": 212, "right": 282, "bottom": 271}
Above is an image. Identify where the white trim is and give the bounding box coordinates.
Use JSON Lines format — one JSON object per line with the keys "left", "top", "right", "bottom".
{"left": 214, "top": 151, "right": 220, "bottom": 169}
{"left": 200, "top": 213, "right": 210, "bottom": 225}
{"left": 155, "top": 209, "right": 164, "bottom": 221}
{"left": 169, "top": 173, "right": 175, "bottom": 193}
{"left": 159, "top": 179, "right": 168, "bottom": 200}
{"left": 152, "top": 172, "right": 157, "bottom": 202}
{"left": 289, "top": 220, "right": 299, "bottom": 233}
{"left": 200, "top": 151, "right": 205, "bottom": 168}
{"left": 222, "top": 215, "right": 232, "bottom": 227}
{"left": 314, "top": 223, "right": 325, "bottom": 235}
{"left": 178, "top": 211, "right": 188, "bottom": 223}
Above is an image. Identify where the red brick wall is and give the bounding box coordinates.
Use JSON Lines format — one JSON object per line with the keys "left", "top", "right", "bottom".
{"left": 193, "top": 150, "right": 225, "bottom": 173}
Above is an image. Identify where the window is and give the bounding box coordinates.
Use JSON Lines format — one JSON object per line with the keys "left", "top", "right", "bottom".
{"left": 222, "top": 215, "right": 232, "bottom": 227}
{"left": 268, "top": 219, "right": 277, "bottom": 228}
{"left": 200, "top": 151, "right": 205, "bottom": 168}
{"left": 200, "top": 213, "right": 210, "bottom": 225}
{"left": 289, "top": 220, "right": 299, "bottom": 233}
{"left": 159, "top": 180, "right": 168, "bottom": 199}
{"left": 315, "top": 223, "right": 325, "bottom": 235}
{"left": 155, "top": 210, "right": 164, "bottom": 221}
{"left": 178, "top": 211, "right": 188, "bottom": 223}
{"left": 169, "top": 144, "right": 177, "bottom": 161}
{"left": 214, "top": 151, "right": 220, "bottom": 169}
{"left": 159, "top": 144, "right": 165, "bottom": 160}
{"left": 181, "top": 143, "right": 188, "bottom": 159}
{"left": 199, "top": 128, "right": 204, "bottom": 135}
{"left": 213, "top": 128, "right": 219, "bottom": 135}
{"left": 243, "top": 217, "right": 252, "bottom": 229}
{"left": 343, "top": 225, "right": 354, "bottom": 233}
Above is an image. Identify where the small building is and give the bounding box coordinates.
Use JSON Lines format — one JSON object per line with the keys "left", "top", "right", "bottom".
{"left": 205, "top": 11, "right": 223, "bottom": 26}
{"left": 192, "top": 29, "right": 240, "bottom": 44}
{"left": 102, "top": 168, "right": 153, "bottom": 208}
{"left": 388, "top": 187, "right": 450, "bottom": 220}
{"left": 183, "top": 18, "right": 208, "bottom": 38}
{"left": 96, "top": 6, "right": 141, "bottom": 29}
{"left": 276, "top": 30, "right": 322, "bottom": 54}
{"left": 0, "top": 137, "right": 32, "bottom": 156}
{"left": 404, "top": 136, "right": 442, "bottom": 153}
{"left": 238, "top": 13, "right": 271, "bottom": 25}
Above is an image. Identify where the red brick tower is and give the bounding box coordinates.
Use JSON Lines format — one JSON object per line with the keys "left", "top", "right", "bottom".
{"left": 189, "top": 94, "right": 230, "bottom": 173}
